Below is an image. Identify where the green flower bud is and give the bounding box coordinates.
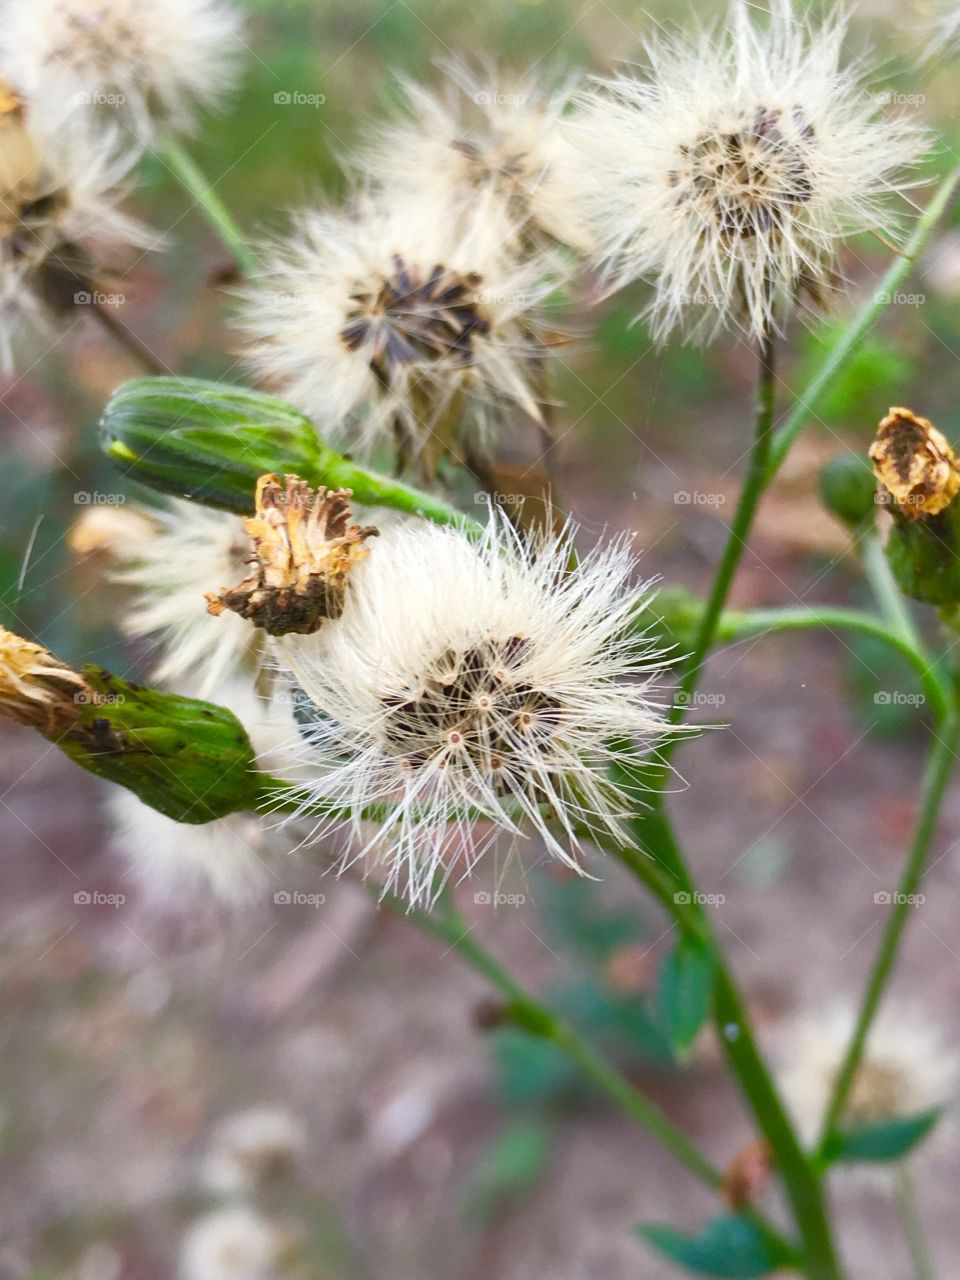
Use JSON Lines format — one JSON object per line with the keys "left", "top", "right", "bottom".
{"left": 819, "top": 451, "right": 877, "bottom": 530}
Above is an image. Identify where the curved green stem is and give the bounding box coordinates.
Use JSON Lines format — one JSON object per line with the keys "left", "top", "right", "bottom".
{"left": 723, "top": 605, "right": 949, "bottom": 723}
{"left": 860, "top": 532, "right": 928, "bottom": 656}
{"left": 768, "top": 168, "right": 960, "bottom": 476}
{"left": 816, "top": 695, "right": 960, "bottom": 1154}
{"left": 159, "top": 139, "right": 260, "bottom": 277}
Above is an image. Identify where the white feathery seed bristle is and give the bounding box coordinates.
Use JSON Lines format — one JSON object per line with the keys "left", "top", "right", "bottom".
{"left": 0, "top": 0, "right": 244, "bottom": 144}
{"left": 236, "top": 190, "right": 567, "bottom": 464}
{"left": 355, "top": 60, "right": 593, "bottom": 255}
{"left": 777, "top": 1002, "right": 958, "bottom": 1150}
{"left": 267, "top": 513, "right": 672, "bottom": 908}
{"left": 571, "top": 0, "right": 926, "bottom": 343}
{"left": 113, "top": 500, "right": 263, "bottom": 700}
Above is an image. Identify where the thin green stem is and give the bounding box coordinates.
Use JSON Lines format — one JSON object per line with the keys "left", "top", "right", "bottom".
{"left": 159, "top": 139, "right": 260, "bottom": 277}
{"left": 896, "top": 1167, "right": 937, "bottom": 1280}
{"left": 768, "top": 169, "right": 960, "bottom": 477}
{"left": 816, "top": 696, "right": 960, "bottom": 1154}
{"left": 860, "top": 532, "right": 927, "bottom": 656}
{"left": 385, "top": 892, "right": 724, "bottom": 1190}
{"left": 723, "top": 605, "right": 949, "bottom": 723}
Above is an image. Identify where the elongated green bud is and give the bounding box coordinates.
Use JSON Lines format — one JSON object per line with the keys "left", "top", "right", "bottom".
{"left": 0, "top": 625, "right": 264, "bottom": 822}
{"left": 100, "top": 376, "right": 470, "bottom": 528}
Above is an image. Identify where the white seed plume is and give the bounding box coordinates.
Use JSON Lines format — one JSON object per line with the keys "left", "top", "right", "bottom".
{"left": 777, "top": 1002, "right": 958, "bottom": 1148}
{"left": 0, "top": 0, "right": 244, "bottom": 144}
{"left": 110, "top": 500, "right": 263, "bottom": 699}
{"left": 203, "top": 1106, "right": 304, "bottom": 1197}
{"left": 571, "top": 0, "right": 925, "bottom": 343}
{"left": 355, "top": 61, "right": 592, "bottom": 255}
{"left": 269, "top": 515, "right": 671, "bottom": 908}
{"left": 109, "top": 677, "right": 296, "bottom": 905}
{"left": 236, "top": 192, "right": 566, "bottom": 464}
{"left": 179, "top": 1206, "right": 286, "bottom": 1280}
{"left": 0, "top": 90, "right": 151, "bottom": 370}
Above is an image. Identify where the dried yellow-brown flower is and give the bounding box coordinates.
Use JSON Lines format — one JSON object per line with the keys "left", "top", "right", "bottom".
{"left": 869, "top": 407, "right": 960, "bottom": 520}
{"left": 0, "top": 625, "right": 91, "bottom": 730}
{"left": 206, "top": 474, "right": 378, "bottom": 636}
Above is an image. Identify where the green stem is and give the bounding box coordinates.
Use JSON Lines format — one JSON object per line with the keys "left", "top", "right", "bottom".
{"left": 159, "top": 139, "right": 260, "bottom": 277}
{"left": 608, "top": 831, "right": 842, "bottom": 1280}
{"left": 725, "top": 606, "right": 948, "bottom": 723}
{"left": 388, "top": 893, "right": 725, "bottom": 1190}
{"left": 896, "top": 1166, "right": 937, "bottom": 1280}
{"left": 768, "top": 169, "right": 960, "bottom": 476}
{"left": 860, "top": 532, "right": 927, "bottom": 656}
{"left": 816, "top": 697, "right": 960, "bottom": 1153}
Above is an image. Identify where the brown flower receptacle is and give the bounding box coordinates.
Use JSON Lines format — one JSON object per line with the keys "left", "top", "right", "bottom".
{"left": 870, "top": 407, "right": 960, "bottom": 520}
{"left": 206, "top": 473, "right": 378, "bottom": 636}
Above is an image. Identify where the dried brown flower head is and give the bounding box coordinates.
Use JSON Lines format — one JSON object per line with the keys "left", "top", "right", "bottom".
{"left": 0, "top": 625, "right": 90, "bottom": 730}
{"left": 206, "top": 474, "right": 378, "bottom": 636}
{"left": 869, "top": 407, "right": 960, "bottom": 520}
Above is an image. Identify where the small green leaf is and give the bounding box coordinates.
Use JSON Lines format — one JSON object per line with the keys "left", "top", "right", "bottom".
{"left": 638, "top": 1214, "right": 794, "bottom": 1277}
{"left": 656, "top": 936, "right": 716, "bottom": 1056}
{"left": 463, "top": 1119, "right": 553, "bottom": 1224}
{"left": 823, "top": 1107, "right": 942, "bottom": 1164}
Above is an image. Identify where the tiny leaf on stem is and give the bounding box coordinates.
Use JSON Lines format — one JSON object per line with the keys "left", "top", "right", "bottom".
{"left": 656, "top": 935, "right": 716, "bottom": 1057}
{"left": 638, "top": 1213, "right": 796, "bottom": 1277}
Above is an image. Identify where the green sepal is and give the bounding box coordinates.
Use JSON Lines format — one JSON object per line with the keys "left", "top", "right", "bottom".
{"left": 883, "top": 506, "right": 960, "bottom": 605}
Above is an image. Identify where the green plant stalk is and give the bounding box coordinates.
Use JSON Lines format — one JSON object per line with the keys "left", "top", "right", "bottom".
{"left": 860, "top": 531, "right": 928, "bottom": 657}
{"left": 721, "top": 606, "right": 949, "bottom": 723}
{"left": 159, "top": 139, "right": 260, "bottom": 277}
{"left": 896, "top": 1167, "right": 937, "bottom": 1280}
{"left": 607, "top": 830, "right": 841, "bottom": 1280}
{"left": 768, "top": 168, "right": 960, "bottom": 476}
{"left": 816, "top": 697, "right": 960, "bottom": 1154}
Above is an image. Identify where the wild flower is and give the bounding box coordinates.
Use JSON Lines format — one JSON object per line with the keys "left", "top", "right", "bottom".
{"left": 0, "top": 81, "right": 150, "bottom": 369}
{"left": 203, "top": 1106, "right": 304, "bottom": 1197}
{"left": 179, "top": 1205, "right": 288, "bottom": 1280}
{"left": 0, "top": 624, "right": 89, "bottom": 729}
{"left": 236, "top": 192, "right": 566, "bottom": 468}
{"left": 355, "top": 60, "right": 592, "bottom": 255}
{"left": 0, "top": 0, "right": 244, "bottom": 144}
{"left": 265, "top": 514, "right": 671, "bottom": 907}
{"left": 571, "top": 0, "right": 925, "bottom": 343}
{"left": 778, "top": 1002, "right": 958, "bottom": 1148}
{"left": 105, "top": 499, "right": 264, "bottom": 700}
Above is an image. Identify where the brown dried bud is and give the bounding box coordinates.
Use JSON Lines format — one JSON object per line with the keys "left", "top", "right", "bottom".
{"left": 869, "top": 407, "right": 960, "bottom": 521}
{"left": 722, "top": 1139, "right": 773, "bottom": 1210}
{"left": 206, "top": 474, "right": 378, "bottom": 636}
{"left": 0, "top": 626, "right": 91, "bottom": 731}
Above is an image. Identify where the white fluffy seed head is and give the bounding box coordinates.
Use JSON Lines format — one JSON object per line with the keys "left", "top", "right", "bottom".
{"left": 572, "top": 0, "right": 926, "bottom": 343}
{"left": 203, "top": 1106, "right": 304, "bottom": 1197}
{"left": 268, "top": 514, "right": 672, "bottom": 908}
{"left": 179, "top": 1206, "right": 286, "bottom": 1280}
{"left": 355, "top": 60, "right": 593, "bottom": 255}
{"left": 0, "top": 0, "right": 244, "bottom": 144}
{"left": 0, "top": 89, "right": 151, "bottom": 369}
{"left": 236, "top": 191, "right": 567, "bottom": 465}
{"left": 778, "top": 1002, "right": 958, "bottom": 1148}
{"left": 112, "top": 500, "right": 262, "bottom": 700}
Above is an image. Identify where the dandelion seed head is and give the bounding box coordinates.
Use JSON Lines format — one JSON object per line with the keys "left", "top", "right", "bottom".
{"left": 237, "top": 192, "right": 565, "bottom": 464}
{"left": 203, "top": 1106, "right": 304, "bottom": 1197}
{"left": 270, "top": 514, "right": 672, "bottom": 907}
{"left": 572, "top": 0, "right": 925, "bottom": 342}
{"left": 179, "top": 1206, "right": 286, "bottom": 1280}
{"left": 0, "top": 0, "right": 244, "bottom": 143}
{"left": 356, "top": 61, "right": 592, "bottom": 254}
{"left": 778, "top": 1002, "right": 958, "bottom": 1148}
